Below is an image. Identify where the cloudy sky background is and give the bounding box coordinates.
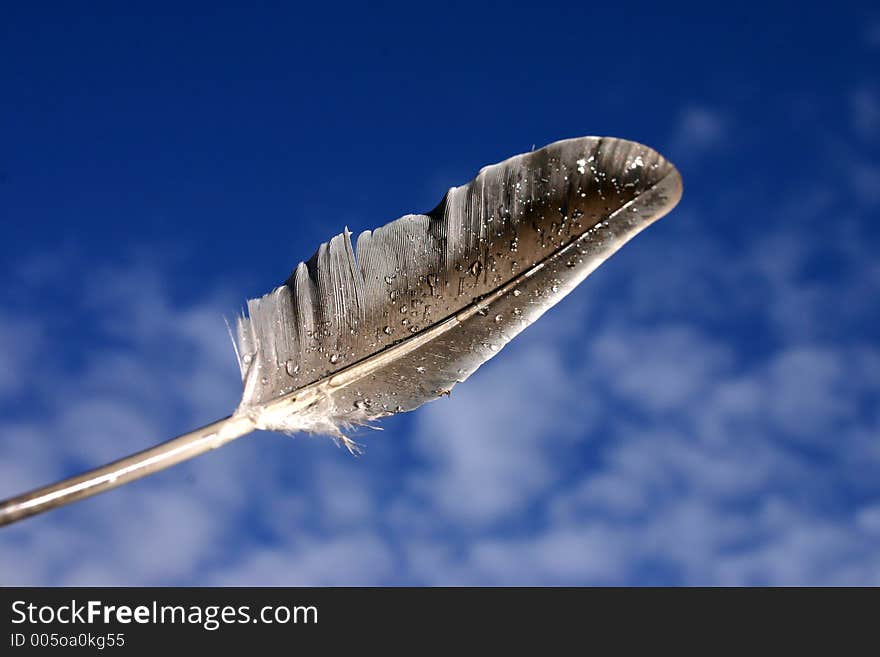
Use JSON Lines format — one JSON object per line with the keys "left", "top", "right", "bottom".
{"left": 1, "top": 2, "right": 878, "bottom": 585}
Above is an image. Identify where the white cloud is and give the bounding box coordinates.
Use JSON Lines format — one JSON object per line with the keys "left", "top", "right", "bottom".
{"left": 851, "top": 163, "right": 880, "bottom": 205}
{"left": 852, "top": 88, "right": 880, "bottom": 140}
{"left": 0, "top": 425, "right": 65, "bottom": 500}
{"left": 0, "top": 317, "right": 43, "bottom": 397}
{"left": 763, "top": 347, "right": 858, "bottom": 442}
{"left": 465, "top": 527, "right": 630, "bottom": 585}
{"left": 5, "top": 215, "right": 879, "bottom": 586}
{"left": 209, "top": 533, "right": 395, "bottom": 586}
{"left": 311, "top": 460, "right": 378, "bottom": 530}
{"left": 667, "top": 106, "right": 727, "bottom": 161}
{"left": 405, "top": 342, "right": 592, "bottom": 526}
{"left": 0, "top": 257, "right": 247, "bottom": 586}
{"left": 866, "top": 21, "right": 880, "bottom": 49}
{"left": 56, "top": 399, "right": 160, "bottom": 466}
{"left": 712, "top": 499, "right": 880, "bottom": 586}
{"left": 589, "top": 325, "right": 731, "bottom": 413}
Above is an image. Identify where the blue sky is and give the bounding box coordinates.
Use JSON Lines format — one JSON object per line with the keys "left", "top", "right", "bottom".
{"left": 1, "top": 2, "right": 879, "bottom": 585}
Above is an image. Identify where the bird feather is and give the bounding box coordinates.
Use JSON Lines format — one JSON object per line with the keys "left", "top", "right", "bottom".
{"left": 233, "top": 136, "right": 682, "bottom": 448}
{"left": 0, "top": 135, "right": 681, "bottom": 525}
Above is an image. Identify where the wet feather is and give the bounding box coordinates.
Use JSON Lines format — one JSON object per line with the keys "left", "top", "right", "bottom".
{"left": 234, "top": 136, "right": 682, "bottom": 449}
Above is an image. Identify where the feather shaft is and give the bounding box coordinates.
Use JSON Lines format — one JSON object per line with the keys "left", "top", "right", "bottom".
{"left": 0, "top": 415, "right": 254, "bottom": 526}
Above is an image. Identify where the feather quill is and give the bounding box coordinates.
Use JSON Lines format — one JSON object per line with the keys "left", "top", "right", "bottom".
{"left": 0, "top": 136, "right": 681, "bottom": 526}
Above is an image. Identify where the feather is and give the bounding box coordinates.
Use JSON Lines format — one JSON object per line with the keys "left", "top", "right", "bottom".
{"left": 0, "top": 136, "right": 681, "bottom": 525}
{"left": 233, "top": 136, "right": 682, "bottom": 448}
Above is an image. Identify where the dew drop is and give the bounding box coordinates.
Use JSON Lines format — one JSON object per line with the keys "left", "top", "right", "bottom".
{"left": 285, "top": 360, "right": 299, "bottom": 376}
{"left": 329, "top": 354, "right": 340, "bottom": 364}
{"left": 415, "top": 366, "right": 426, "bottom": 373}
{"left": 494, "top": 314, "right": 503, "bottom": 322}
{"left": 383, "top": 326, "right": 393, "bottom": 335}
{"left": 513, "top": 289, "right": 522, "bottom": 297}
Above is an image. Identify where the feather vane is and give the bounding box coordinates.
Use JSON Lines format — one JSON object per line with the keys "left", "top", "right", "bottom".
{"left": 234, "top": 136, "right": 682, "bottom": 445}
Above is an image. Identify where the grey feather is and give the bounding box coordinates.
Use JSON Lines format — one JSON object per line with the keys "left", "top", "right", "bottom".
{"left": 0, "top": 135, "right": 683, "bottom": 525}
{"left": 234, "top": 136, "right": 682, "bottom": 447}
